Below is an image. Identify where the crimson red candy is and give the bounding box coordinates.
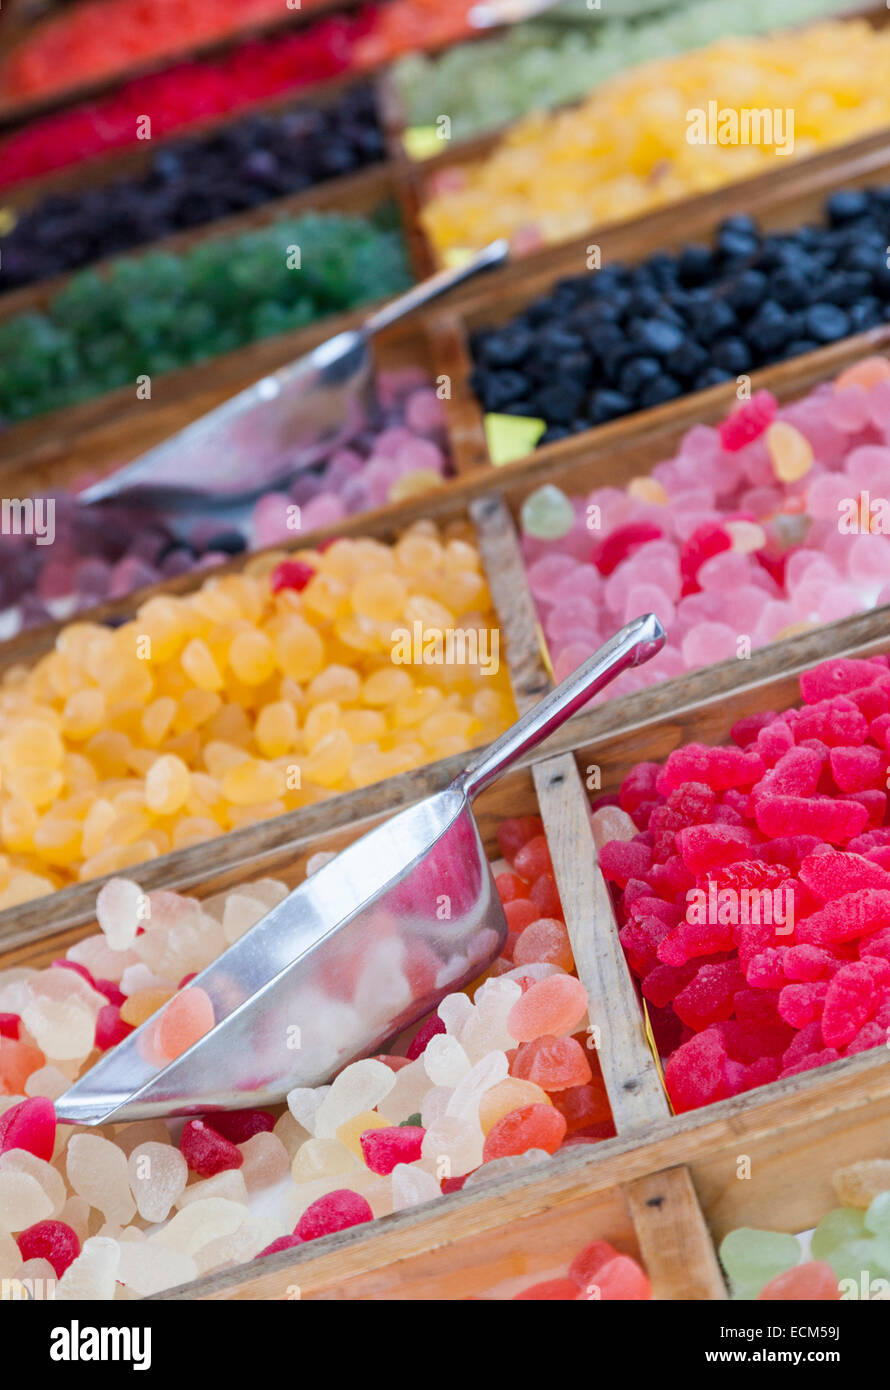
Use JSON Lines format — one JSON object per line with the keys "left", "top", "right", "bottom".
{"left": 829, "top": 745, "right": 887, "bottom": 791}
{"left": 673, "top": 962, "right": 745, "bottom": 1030}
{"left": 440, "top": 1174, "right": 470, "bottom": 1194}
{"left": 360, "top": 1125, "right": 425, "bottom": 1175}
{"left": 679, "top": 522, "right": 733, "bottom": 591}
{"left": 17, "top": 1220, "right": 80, "bottom": 1277}
{"left": 591, "top": 522, "right": 663, "bottom": 576}
{"left": 513, "top": 834, "right": 553, "bottom": 881}
{"left": 656, "top": 743, "right": 763, "bottom": 795}
{"left": 180, "top": 1119, "right": 244, "bottom": 1177}
{"left": 296, "top": 1189, "right": 373, "bottom": 1241}
{"left": 755, "top": 795, "right": 868, "bottom": 844}
{"left": 799, "top": 657, "right": 884, "bottom": 703}
{"left": 664, "top": 1028, "right": 731, "bottom": 1113}
{"left": 94, "top": 1003, "right": 134, "bottom": 1050}
{"left": 530, "top": 872, "right": 562, "bottom": 917}
{"left": 482, "top": 1103, "right": 567, "bottom": 1161}
{"left": 52, "top": 959, "right": 96, "bottom": 987}
{"left": 798, "top": 889, "right": 890, "bottom": 945}
{"left": 598, "top": 840, "right": 653, "bottom": 888}
{"left": 94, "top": 979, "right": 126, "bottom": 1006}
{"left": 494, "top": 871, "right": 526, "bottom": 903}
{"left": 406, "top": 1013, "right": 445, "bottom": 1060}
{"left": 0, "top": 1013, "right": 20, "bottom": 1039}
{"left": 270, "top": 560, "right": 316, "bottom": 594}
{"left": 0, "top": 1097, "right": 56, "bottom": 1160}
{"left": 675, "top": 823, "right": 755, "bottom": 872}
{"left": 204, "top": 1109, "right": 275, "bottom": 1143}
{"left": 496, "top": 815, "right": 543, "bottom": 864}
{"left": 717, "top": 390, "right": 777, "bottom": 452}
{"left": 820, "top": 962, "right": 875, "bottom": 1048}
{"left": 799, "top": 848, "right": 890, "bottom": 897}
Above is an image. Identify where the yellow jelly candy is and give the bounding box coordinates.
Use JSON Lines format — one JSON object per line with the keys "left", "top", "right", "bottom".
{"left": 145, "top": 755, "right": 191, "bottom": 816}
{"left": 766, "top": 422, "right": 814, "bottom": 483}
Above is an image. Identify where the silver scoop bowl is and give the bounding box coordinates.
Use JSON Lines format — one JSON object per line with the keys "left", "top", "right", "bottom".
{"left": 76, "top": 240, "right": 508, "bottom": 517}
{"left": 56, "top": 614, "right": 665, "bottom": 1126}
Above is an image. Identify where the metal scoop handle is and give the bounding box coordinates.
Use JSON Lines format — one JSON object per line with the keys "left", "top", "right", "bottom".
{"left": 458, "top": 613, "right": 665, "bottom": 800}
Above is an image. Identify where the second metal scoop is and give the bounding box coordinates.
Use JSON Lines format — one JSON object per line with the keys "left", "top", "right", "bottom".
{"left": 56, "top": 614, "right": 665, "bottom": 1126}
{"left": 77, "top": 240, "right": 508, "bottom": 515}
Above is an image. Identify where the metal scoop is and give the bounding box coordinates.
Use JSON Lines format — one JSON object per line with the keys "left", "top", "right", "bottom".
{"left": 56, "top": 614, "right": 665, "bottom": 1126}
{"left": 76, "top": 239, "right": 508, "bottom": 515}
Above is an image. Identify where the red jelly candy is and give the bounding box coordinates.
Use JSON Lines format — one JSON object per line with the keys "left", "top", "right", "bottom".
{"left": 550, "top": 1078, "right": 612, "bottom": 1133}
{"left": 799, "top": 658, "right": 884, "bottom": 704}
{"left": 482, "top": 1103, "right": 567, "bottom": 1161}
{"left": 656, "top": 744, "right": 764, "bottom": 794}
{"left": 0, "top": 1097, "right": 55, "bottom": 1160}
{"left": 797, "top": 889, "right": 890, "bottom": 945}
{"left": 717, "top": 390, "right": 777, "bottom": 452}
{"left": 589, "top": 1255, "right": 652, "bottom": 1300}
{"left": 756, "top": 745, "right": 823, "bottom": 799}
{"left": 673, "top": 962, "right": 746, "bottom": 1031}
{"left": 664, "top": 1028, "right": 730, "bottom": 1113}
{"left": 359, "top": 1125, "right": 425, "bottom": 1175}
{"left": 758, "top": 1261, "right": 840, "bottom": 1301}
{"left": 790, "top": 697, "right": 868, "bottom": 748}
{"left": 0, "top": 1013, "right": 20, "bottom": 1039}
{"left": 406, "top": 1013, "right": 446, "bottom": 1060}
{"left": 618, "top": 762, "right": 660, "bottom": 815}
{"left": 205, "top": 1109, "right": 275, "bottom": 1143}
{"left": 568, "top": 1239, "right": 621, "bottom": 1292}
{"left": 777, "top": 982, "right": 828, "bottom": 1029}
{"left": 530, "top": 872, "right": 562, "bottom": 917}
{"left": 496, "top": 815, "right": 543, "bottom": 865}
{"left": 513, "top": 835, "right": 553, "bottom": 881}
{"left": 504, "top": 898, "right": 540, "bottom": 934}
{"left": 799, "top": 848, "right": 890, "bottom": 899}
{"left": 591, "top": 522, "right": 663, "bottom": 576}
{"left": 675, "top": 823, "right": 755, "bottom": 872}
{"left": 821, "top": 962, "right": 875, "bottom": 1049}
{"left": 829, "top": 745, "right": 887, "bottom": 792}
{"left": 510, "top": 1035, "right": 592, "bottom": 1091}
{"left": 296, "top": 1189, "right": 373, "bottom": 1241}
{"left": 495, "top": 871, "right": 528, "bottom": 903}
{"left": 17, "top": 1220, "right": 80, "bottom": 1277}
{"left": 598, "top": 839, "right": 653, "bottom": 887}
{"left": 679, "top": 522, "right": 733, "bottom": 590}
{"left": 270, "top": 560, "right": 316, "bottom": 594}
{"left": 754, "top": 795, "right": 868, "bottom": 845}
{"left": 180, "top": 1119, "right": 243, "bottom": 1177}
{"left": 94, "top": 1003, "right": 134, "bottom": 1050}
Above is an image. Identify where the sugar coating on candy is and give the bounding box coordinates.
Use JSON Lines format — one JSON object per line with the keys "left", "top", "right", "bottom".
{"left": 16, "top": 1219, "right": 81, "bottom": 1277}
{"left": 128, "top": 1142, "right": 188, "bottom": 1223}
{"left": 482, "top": 1104, "right": 566, "bottom": 1161}
{"left": 67, "top": 1134, "right": 136, "bottom": 1226}
{"left": 180, "top": 1121, "right": 244, "bottom": 1179}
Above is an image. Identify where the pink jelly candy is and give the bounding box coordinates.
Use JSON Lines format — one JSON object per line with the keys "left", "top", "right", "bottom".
{"left": 0, "top": 1097, "right": 55, "bottom": 1160}
{"left": 204, "top": 1109, "right": 275, "bottom": 1143}
{"left": 359, "top": 1126, "right": 425, "bottom": 1175}
{"left": 17, "top": 1220, "right": 80, "bottom": 1277}
{"left": 718, "top": 390, "right": 777, "bottom": 452}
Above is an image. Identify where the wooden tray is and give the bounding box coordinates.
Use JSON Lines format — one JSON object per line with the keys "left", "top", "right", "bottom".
{"left": 6, "top": 598, "right": 890, "bottom": 1298}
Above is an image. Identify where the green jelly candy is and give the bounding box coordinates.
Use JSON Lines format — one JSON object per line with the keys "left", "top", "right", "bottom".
{"left": 719, "top": 1227, "right": 801, "bottom": 1297}
{"left": 400, "top": 1114, "right": 422, "bottom": 1127}
{"left": 865, "top": 1191, "right": 890, "bottom": 1238}
{"left": 520, "top": 484, "right": 576, "bottom": 540}
{"left": 811, "top": 1205, "right": 866, "bottom": 1261}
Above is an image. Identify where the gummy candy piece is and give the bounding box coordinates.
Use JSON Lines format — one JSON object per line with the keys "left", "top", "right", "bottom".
{"left": 0, "top": 1097, "right": 55, "bottom": 1160}
{"left": 360, "top": 1126, "right": 425, "bottom": 1175}
{"left": 117, "top": 1239, "right": 198, "bottom": 1295}
{"left": 718, "top": 391, "right": 777, "bottom": 452}
{"left": 128, "top": 1142, "right": 188, "bottom": 1222}
{"left": 0, "top": 1014, "right": 20, "bottom": 1039}
{"left": 506, "top": 975, "right": 587, "bottom": 1042}
{"left": 152, "top": 1198, "right": 246, "bottom": 1257}
{"left": 271, "top": 560, "right": 316, "bottom": 594}
{"left": 57, "top": 1235, "right": 120, "bottom": 1301}
{"left": 95, "top": 1003, "right": 133, "bottom": 1050}
{"left": 511, "top": 1035, "right": 592, "bottom": 1091}
{"left": 755, "top": 796, "right": 868, "bottom": 845}
{"left": 829, "top": 746, "right": 888, "bottom": 793}
{"left": 799, "top": 849, "right": 890, "bottom": 898}
{"left": 67, "top": 1133, "right": 136, "bottom": 1225}
{"left": 598, "top": 840, "right": 653, "bottom": 887}
{"left": 295, "top": 1189, "right": 373, "bottom": 1241}
{"left": 664, "top": 1029, "right": 730, "bottom": 1113}
{"left": 589, "top": 1255, "right": 652, "bottom": 1301}
{"left": 482, "top": 1104, "right": 566, "bottom": 1161}
{"left": 591, "top": 522, "right": 663, "bottom": 576}
{"left": 257, "top": 1234, "right": 304, "bottom": 1259}
{"left": 719, "top": 1227, "right": 801, "bottom": 1297}
{"left": 657, "top": 744, "right": 763, "bottom": 795}
{"left": 821, "top": 963, "right": 875, "bottom": 1048}
{"left": 205, "top": 1109, "right": 275, "bottom": 1144}
{"left": 16, "top": 1219, "right": 80, "bottom": 1277}
{"left": 675, "top": 824, "right": 755, "bottom": 873}
{"left": 497, "top": 816, "right": 544, "bottom": 864}
{"left": 833, "top": 1160, "right": 890, "bottom": 1209}
{"left": 758, "top": 1260, "right": 839, "bottom": 1300}
{"left": 673, "top": 963, "right": 745, "bottom": 1031}
{"left": 756, "top": 745, "right": 823, "bottom": 799}
{"left": 513, "top": 918, "right": 573, "bottom": 971}
{"left": 798, "top": 890, "right": 890, "bottom": 946}
{"left": 180, "top": 1120, "right": 243, "bottom": 1178}
{"left": 811, "top": 1206, "right": 866, "bottom": 1260}
{"left": 155, "top": 988, "right": 215, "bottom": 1062}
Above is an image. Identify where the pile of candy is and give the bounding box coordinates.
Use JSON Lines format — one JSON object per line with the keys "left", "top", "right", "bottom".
{"left": 521, "top": 354, "right": 890, "bottom": 684}
{"left": 421, "top": 20, "right": 890, "bottom": 259}
{"left": 470, "top": 191, "right": 890, "bottom": 444}
{"left": 721, "top": 1158, "right": 890, "bottom": 1299}
{"left": 0, "top": 0, "right": 337, "bottom": 100}
{"left": 0, "top": 0, "right": 480, "bottom": 105}
{"left": 597, "top": 653, "right": 890, "bottom": 1115}
{"left": 0, "top": 86, "right": 386, "bottom": 293}
{"left": 0, "top": 209, "right": 411, "bottom": 425}
{"left": 504, "top": 1238, "right": 650, "bottom": 1301}
{"left": 0, "top": 815, "right": 613, "bottom": 1297}
{"left": 0, "top": 520, "right": 515, "bottom": 908}
{"left": 0, "top": 368, "right": 452, "bottom": 637}
{"left": 394, "top": 0, "right": 854, "bottom": 146}
{"left": 0, "top": 13, "right": 379, "bottom": 188}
